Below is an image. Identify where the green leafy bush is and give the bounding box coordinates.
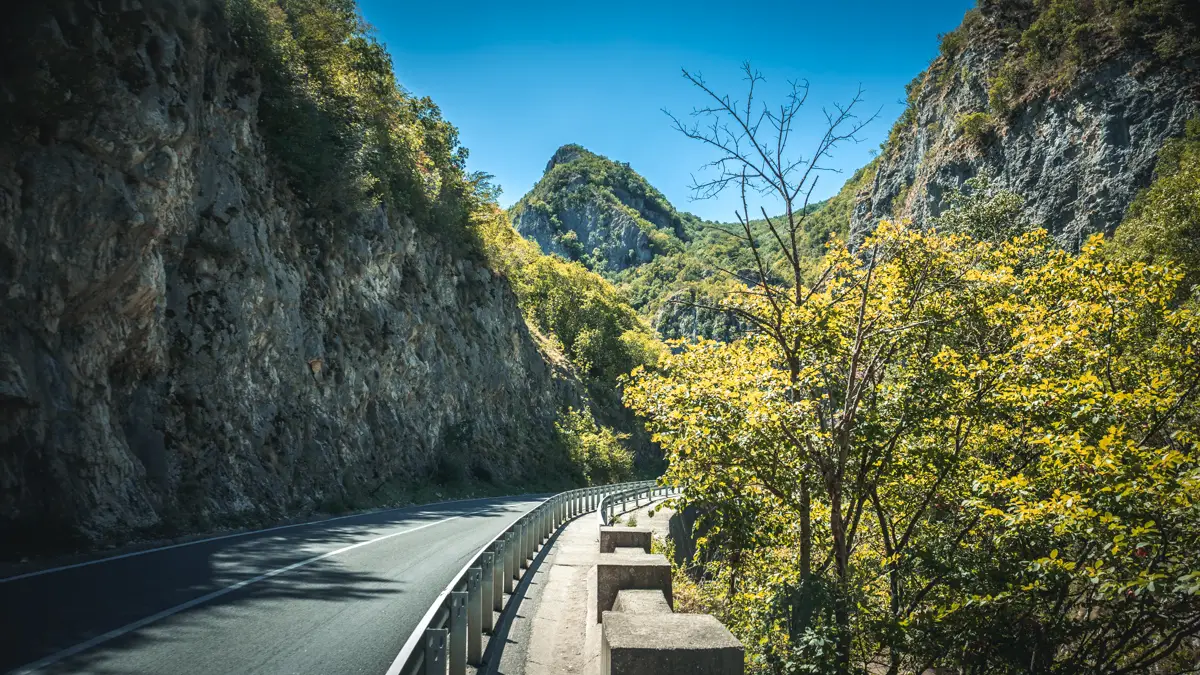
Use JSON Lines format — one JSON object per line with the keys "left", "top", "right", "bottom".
{"left": 938, "top": 8, "right": 983, "bottom": 59}
{"left": 931, "top": 172, "right": 1033, "bottom": 241}
{"left": 1113, "top": 117, "right": 1200, "bottom": 293}
{"left": 554, "top": 407, "right": 634, "bottom": 485}
{"left": 955, "top": 111, "right": 996, "bottom": 146}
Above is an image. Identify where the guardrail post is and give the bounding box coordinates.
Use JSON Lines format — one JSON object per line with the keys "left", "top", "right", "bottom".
{"left": 425, "top": 627, "right": 448, "bottom": 675}
{"left": 527, "top": 514, "right": 536, "bottom": 559}
{"left": 532, "top": 506, "right": 542, "bottom": 550}
{"left": 506, "top": 531, "right": 518, "bottom": 586}
{"left": 531, "top": 510, "right": 540, "bottom": 553}
{"left": 449, "top": 591, "right": 467, "bottom": 675}
{"left": 532, "top": 510, "right": 540, "bottom": 551}
{"left": 467, "top": 568, "right": 483, "bottom": 665}
{"left": 480, "top": 553, "right": 495, "bottom": 633}
{"left": 519, "top": 520, "right": 530, "bottom": 569}
{"left": 492, "top": 542, "right": 504, "bottom": 612}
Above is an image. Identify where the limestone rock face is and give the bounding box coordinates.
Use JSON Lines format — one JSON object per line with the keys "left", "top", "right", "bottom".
{"left": 515, "top": 199, "right": 656, "bottom": 272}
{"left": 850, "top": 11, "right": 1199, "bottom": 248}
{"left": 0, "top": 2, "right": 579, "bottom": 551}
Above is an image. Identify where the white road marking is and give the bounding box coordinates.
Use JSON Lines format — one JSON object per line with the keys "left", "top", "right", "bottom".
{"left": 1, "top": 495, "right": 516, "bottom": 584}
{"left": 11, "top": 515, "right": 463, "bottom": 675}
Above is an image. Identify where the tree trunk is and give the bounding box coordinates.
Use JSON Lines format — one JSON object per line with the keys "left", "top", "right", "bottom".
{"left": 830, "top": 483, "right": 852, "bottom": 673}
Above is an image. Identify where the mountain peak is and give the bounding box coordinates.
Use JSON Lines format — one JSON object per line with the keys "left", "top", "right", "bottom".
{"left": 545, "top": 144, "right": 595, "bottom": 173}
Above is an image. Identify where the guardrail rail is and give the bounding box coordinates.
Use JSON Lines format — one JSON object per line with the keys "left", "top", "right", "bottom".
{"left": 598, "top": 483, "right": 676, "bottom": 526}
{"left": 386, "top": 480, "right": 664, "bottom": 675}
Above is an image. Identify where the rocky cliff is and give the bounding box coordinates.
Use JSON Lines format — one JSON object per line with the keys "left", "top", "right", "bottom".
{"left": 851, "top": 0, "right": 1200, "bottom": 247}
{"left": 0, "top": 0, "right": 583, "bottom": 554}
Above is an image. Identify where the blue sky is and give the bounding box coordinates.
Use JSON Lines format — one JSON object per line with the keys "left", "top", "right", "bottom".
{"left": 358, "top": 0, "right": 976, "bottom": 222}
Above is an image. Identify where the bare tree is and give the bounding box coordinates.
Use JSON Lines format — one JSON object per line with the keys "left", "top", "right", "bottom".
{"left": 665, "top": 62, "right": 877, "bottom": 313}
{"left": 664, "top": 63, "right": 884, "bottom": 671}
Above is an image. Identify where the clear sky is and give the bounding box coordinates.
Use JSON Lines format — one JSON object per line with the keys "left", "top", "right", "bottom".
{"left": 358, "top": 0, "right": 976, "bottom": 222}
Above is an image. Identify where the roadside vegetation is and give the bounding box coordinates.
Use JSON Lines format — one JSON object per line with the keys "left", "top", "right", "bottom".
{"left": 626, "top": 63, "right": 1200, "bottom": 674}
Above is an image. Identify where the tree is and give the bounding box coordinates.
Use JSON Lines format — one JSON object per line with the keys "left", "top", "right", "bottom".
{"left": 655, "top": 63, "right": 896, "bottom": 670}
{"left": 627, "top": 224, "right": 1200, "bottom": 673}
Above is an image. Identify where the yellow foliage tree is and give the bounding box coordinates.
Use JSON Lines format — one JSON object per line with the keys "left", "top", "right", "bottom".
{"left": 625, "top": 222, "right": 1200, "bottom": 673}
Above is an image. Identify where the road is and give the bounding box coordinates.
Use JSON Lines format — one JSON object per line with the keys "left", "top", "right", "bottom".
{"left": 0, "top": 495, "right": 546, "bottom": 674}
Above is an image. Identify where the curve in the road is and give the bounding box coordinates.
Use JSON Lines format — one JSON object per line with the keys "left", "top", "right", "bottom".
{"left": 0, "top": 495, "right": 547, "bottom": 675}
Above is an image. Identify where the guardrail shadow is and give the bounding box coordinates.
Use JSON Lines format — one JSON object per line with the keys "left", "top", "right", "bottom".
{"left": 479, "top": 507, "right": 587, "bottom": 675}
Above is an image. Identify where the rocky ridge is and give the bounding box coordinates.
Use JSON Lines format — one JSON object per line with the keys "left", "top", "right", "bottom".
{"left": 851, "top": 0, "right": 1200, "bottom": 246}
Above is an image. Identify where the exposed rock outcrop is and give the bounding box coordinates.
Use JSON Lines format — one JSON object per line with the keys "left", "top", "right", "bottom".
{"left": 851, "top": 3, "right": 1200, "bottom": 248}
{"left": 0, "top": 1, "right": 582, "bottom": 552}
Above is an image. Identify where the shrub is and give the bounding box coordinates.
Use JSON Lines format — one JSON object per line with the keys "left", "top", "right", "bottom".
{"left": 930, "top": 171, "right": 1033, "bottom": 241}
{"left": 938, "top": 29, "right": 965, "bottom": 58}
{"left": 987, "top": 62, "right": 1022, "bottom": 116}
{"left": 1112, "top": 117, "right": 1200, "bottom": 293}
{"left": 554, "top": 408, "right": 634, "bottom": 485}
{"left": 956, "top": 111, "right": 996, "bottom": 146}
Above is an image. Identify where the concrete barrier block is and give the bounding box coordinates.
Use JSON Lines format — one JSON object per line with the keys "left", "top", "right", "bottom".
{"left": 595, "top": 553, "right": 671, "bottom": 622}
{"left": 601, "top": 613, "right": 744, "bottom": 675}
{"left": 612, "top": 589, "right": 672, "bottom": 615}
{"left": 600, "top": 527, "right": 652, "bottom": 554}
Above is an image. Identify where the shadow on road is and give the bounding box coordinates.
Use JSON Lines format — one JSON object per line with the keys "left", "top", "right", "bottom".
{"left": 0, "top": 496, "right": 541, "bottom": 674}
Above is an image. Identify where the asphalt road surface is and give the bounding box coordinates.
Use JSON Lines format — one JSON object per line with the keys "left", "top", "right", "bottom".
{"left": 0, "top": 496, "right": 546, "bottom": 674}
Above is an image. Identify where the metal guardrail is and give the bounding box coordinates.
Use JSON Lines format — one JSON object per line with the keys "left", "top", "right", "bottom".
{"left": 384, "top": 481, "right": 657, "bottom": 675}
{"left": 597, "top": 482, "right": 675, "bottom": 526}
